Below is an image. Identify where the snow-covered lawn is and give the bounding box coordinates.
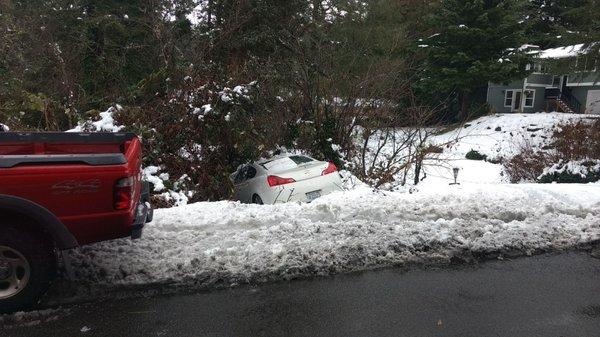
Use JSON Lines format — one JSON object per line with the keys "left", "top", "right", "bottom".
{"left": 58, "top": 112, "right": 600, "bottom": 295}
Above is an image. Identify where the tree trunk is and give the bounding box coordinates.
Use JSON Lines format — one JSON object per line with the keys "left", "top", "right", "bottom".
{"left": 207, "top": 0, "right": 213, "bottom": 29}
{"left": 458, "top": 90, "right": 470, "bottom": 122}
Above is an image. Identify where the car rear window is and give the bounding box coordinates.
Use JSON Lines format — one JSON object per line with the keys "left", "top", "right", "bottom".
{"left": 261, "top": 157, "right": 297, "bottom": 171}
{"left": 260, "top": 155, "right": 314, "bottom": 171}
{"left": 289, "top": 155, "right": 314, "bottom": 165}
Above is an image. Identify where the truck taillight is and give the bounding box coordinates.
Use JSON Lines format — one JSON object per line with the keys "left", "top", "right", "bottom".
{"left": 267, "top": 175, "right": 296, "bottom": 187}
{"left": 114, "top": 177, "right": 134, "bottom": 210}
{"left": 321, "top": 162, "right": 338, "bottom": 175}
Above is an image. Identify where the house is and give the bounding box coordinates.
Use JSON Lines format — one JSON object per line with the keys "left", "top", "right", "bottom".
{"left": 487, "top": 44, "right": 600, "bottom": 114}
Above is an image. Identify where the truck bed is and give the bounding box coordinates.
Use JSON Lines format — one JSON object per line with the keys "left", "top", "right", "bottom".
{"left": 0, "top": 132, "right": 147, "bottom": 245}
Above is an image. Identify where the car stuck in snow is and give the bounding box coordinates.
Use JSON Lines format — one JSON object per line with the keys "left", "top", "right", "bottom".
{"left": 230, "top": 154, "right": 343, "bottom": 204}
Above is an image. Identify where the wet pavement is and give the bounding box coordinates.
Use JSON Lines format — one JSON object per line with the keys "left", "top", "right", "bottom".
{"left": 3, "top": 252, "right": 600, "bottom": 337}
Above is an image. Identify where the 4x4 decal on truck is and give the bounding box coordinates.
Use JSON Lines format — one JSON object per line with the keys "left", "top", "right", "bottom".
{"left": 52, "top": 179, "right": 101, "bottom": 195}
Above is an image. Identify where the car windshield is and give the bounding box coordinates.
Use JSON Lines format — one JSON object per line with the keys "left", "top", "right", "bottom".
{"left": 260, "top": 155, "right": 313, "bottom": 172}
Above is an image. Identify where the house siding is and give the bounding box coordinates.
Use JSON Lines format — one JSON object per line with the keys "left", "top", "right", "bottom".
{"left": 487, "top": 45, "right": 600, "bottom": 114}
{"left": 527, "top": 73, "right": 553, "bottom": 86}
{"left": 488, "top": 83, "right": 519, "bottom": 113}
{"left": 487, "top": 81, "right": 546, "bottom": 113}
{"left": 570, "top": 86, "right": 600, "bottom": 110}
{"left": 529, "top": 87, "right": 547, "bottom": 111}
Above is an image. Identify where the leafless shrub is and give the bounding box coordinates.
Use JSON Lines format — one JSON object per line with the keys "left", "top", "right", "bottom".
{"left": 550, "top": 119, "right": 600, "bottom": 161}
{"left": 503, "top": 142, "right": 557, "bottom": 183}
{"left": 503, "top": 118, "right": 600, "bottom": 183}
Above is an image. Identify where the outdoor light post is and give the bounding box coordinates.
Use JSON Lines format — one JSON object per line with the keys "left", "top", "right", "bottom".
{"left": 450, "top": 167, "right": 460, "bottom": 185}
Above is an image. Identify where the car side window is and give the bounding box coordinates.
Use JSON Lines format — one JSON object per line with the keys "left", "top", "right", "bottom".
{"left": 245, "top": 166, "right": 257, "bottom": 180}
{"left": 233, "top": 166, "right": 247, "bottom": 184}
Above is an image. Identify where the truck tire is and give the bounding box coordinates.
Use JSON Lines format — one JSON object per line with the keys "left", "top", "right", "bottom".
{"left": 0, "top": 224, "right": 57, "bottom": 314}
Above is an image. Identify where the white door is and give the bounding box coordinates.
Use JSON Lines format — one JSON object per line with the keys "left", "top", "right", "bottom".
{"left": 586, "top": 90, "right": 600, "bottom": 114}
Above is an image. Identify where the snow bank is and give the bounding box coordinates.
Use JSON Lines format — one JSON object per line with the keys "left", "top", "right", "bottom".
{"left": 0, "top": 308, "right": 69, "bottom": 328}
{"left": 63, "top": 184, "right": 600, "bottom": 293}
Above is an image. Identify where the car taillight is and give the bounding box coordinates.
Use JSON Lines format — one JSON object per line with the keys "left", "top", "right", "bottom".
{"left": 321, "top": 162, "right": 338, "bottom": 175}
{"left": 267, "top": 175, "right": 296, "bottom": 187}
{"left": 114, "top": 177, "right": 134, "bottom": 210}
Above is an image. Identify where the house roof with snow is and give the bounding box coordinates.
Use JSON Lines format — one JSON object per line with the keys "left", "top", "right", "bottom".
{"left": 516, "top": 43, "right": 596, "bottom": 60}
{"left": 537, "top": 44, "right": 590, "bottom": 59}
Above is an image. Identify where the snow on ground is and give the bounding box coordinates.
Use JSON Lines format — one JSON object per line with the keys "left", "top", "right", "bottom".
{"left": 63, "top": 183, "right": 600, "bottom": 294}
{"left": 0, "top": 308, "right": 70, "bottom": 328}
{"left": 434, "top": 112, "right": 596, "bottom": 160}
{"left": 46, "top": 112, "right": 600, "bottom": 300}
{"left": 419, "top": 112, "right": 599, "bottom": 185}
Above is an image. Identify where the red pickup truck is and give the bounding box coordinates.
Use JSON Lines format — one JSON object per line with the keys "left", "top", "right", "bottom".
{"left": 0, "top": 132, "right": 152, "bottom": 313}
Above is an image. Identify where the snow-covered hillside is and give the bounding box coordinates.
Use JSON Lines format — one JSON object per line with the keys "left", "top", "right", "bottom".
{"left": 419, "top": 112, "right": 599, "bottom": 186}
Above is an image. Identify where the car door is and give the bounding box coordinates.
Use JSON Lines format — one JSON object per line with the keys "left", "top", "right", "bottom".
{"left": 238, "top": 165, "right": 258, "bottom": 203}
{"left": 232, "top": 166, "right": 249, "bottom": 201}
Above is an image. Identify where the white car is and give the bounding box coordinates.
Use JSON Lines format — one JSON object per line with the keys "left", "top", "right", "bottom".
{"left": 230, "top": 154, "right": 343, "bottom": 204}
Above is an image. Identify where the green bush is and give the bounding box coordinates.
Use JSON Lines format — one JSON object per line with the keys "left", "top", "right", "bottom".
{"left": 465, "top": 149, "right": 487, "bottom": 161}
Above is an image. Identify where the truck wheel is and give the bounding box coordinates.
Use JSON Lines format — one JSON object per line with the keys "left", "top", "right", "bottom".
{"left": 0, "top": 225, "right": 56, "bottom": 314}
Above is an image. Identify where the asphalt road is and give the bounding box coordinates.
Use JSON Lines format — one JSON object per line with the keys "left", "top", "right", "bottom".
{"left": 3, "top": 252, "right": 600, "bottom": 337}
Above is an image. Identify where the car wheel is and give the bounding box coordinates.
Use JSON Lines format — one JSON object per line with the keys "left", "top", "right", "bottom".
{"left": 252, "top": 194, "right": 264, "bottom": 205}
{"left": 0, "top": 225, "right": 57, "bottom": 314}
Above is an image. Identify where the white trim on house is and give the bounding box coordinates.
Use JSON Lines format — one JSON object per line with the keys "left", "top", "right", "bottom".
{"left": 524, "top": 89, "right": 535, "bottom": 108}
{"left": 504, "top": 90, "right": 514, "bottom": 107}
{"left": 566, "top": 82, "right": 600, "bottom": 87}
{"left": 504, "top": 89, "right": 535, "bottom": 111}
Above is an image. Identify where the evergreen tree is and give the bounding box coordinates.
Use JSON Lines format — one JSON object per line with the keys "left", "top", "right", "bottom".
{"left": 419, "top": 0, "right": 533, "bottom": 121}
{"left": 524, "top": 0, "right": 587, "bottom": 48}
{"left": 561, "top": 0, "right": 600, "bottom": 45}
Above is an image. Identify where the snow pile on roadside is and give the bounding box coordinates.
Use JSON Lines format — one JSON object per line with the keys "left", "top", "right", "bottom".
{"left": 63, "top": 184, "right": 600, "bottom": 292}
{"left": 0, "top": 308, "right": 69, "bottom": 328}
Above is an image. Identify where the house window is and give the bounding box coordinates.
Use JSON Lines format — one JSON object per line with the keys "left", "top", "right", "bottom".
{"left": 575, "top": 56, "right": 590, "bottom": 72}
{"left": 527, "top": 63, "right": 545, "bottom": 73}
{"left": 524, "top": 90, "right": 535, "bottom": 108}
{"left": 504, "top": 90, "right": 514, "bottom": 107}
